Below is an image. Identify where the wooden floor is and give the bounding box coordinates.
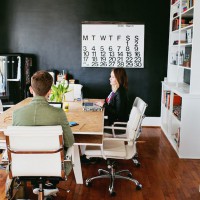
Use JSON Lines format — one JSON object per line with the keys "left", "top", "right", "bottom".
{"left": 1, "top": 127, "right": 200, "bottom": 200}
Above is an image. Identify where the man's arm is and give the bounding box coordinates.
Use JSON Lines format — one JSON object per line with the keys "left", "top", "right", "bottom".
{"left": 59, "top": 110, "right": 75, "bottom": 148}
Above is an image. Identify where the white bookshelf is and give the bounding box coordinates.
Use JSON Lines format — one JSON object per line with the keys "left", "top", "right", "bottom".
{"left": 161, "top": 0, "right": 200, "bottom": 158}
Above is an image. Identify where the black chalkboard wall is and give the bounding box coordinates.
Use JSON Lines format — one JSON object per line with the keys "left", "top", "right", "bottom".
{"left": 0, "top": 0, "right": 170, "bottom": 117}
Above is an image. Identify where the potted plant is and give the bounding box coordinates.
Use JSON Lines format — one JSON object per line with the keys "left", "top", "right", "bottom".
{"left": 50, "top": 80, "right": 70, "bottom": 102}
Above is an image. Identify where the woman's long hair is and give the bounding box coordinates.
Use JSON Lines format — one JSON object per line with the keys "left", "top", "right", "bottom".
{"left": 112, "top": 68, "right": 128, "bottom": 90}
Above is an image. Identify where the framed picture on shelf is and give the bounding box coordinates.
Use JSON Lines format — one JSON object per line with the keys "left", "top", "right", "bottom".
{"left": 186, "top": 28, "right": 193, "bottom": 43}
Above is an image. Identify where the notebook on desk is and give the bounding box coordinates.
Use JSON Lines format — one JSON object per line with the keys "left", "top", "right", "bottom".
{"left": 82, "top": 102, "right": 103, "bottom": 112}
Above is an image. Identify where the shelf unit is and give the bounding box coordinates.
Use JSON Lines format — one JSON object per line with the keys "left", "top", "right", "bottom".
{"left": 161, "top": 0, "right": 200, "bottom": 158}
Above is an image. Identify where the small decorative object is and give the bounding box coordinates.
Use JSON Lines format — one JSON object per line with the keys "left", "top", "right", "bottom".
{"left": 63, "top": 102, "right": 69, "bottom": 112}
{"left": 50, "top": 80, "right": 70, "bottom": 102}
{"left": 183, "top": 54, "right": 191, "bottom": 67}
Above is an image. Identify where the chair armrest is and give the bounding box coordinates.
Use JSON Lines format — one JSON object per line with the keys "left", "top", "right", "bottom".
{"left": 104, "top": 115, "right": 108, "bottom": 119}
{"left": 104, "top": 126, "right": 127, "bottom": 131}
{"left": 7, "top": 146, "right": 64, "bottom": 154}
{"left": 104, "top": 126, "right": 127, "bottom": 138}
{"left": 103, "top": 137, "right": 130, "bottom": 142}
{"left": 113, "top": 122, "right": 127, "bottom": 126}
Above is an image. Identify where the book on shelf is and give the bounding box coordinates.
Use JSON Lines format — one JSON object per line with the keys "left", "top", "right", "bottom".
{"left": 163, "top": 91, "right": 171, "bottom": 109}
{"left": 186, "top": 28, "right": 193, "bottom": 43}
{"left": 173, "top": 94, "right": 182, "bottom": 106}
{"left": 173, "top": 105, "right": 182, "bottom": 120}
{"left": 173, "top": 40, "right": 186, "bottom": 45}
{"left": 173, "top": 94, "right": 182, "bottom": 120}
{"left": 188, "top": 0, "right": 194, "bottom": 8}
{"left": 184, "top": 0, "right": 194, "bottom": 9}
{"left": 172, "top": 18, "right": 192, "bottom": 31}
{"left": 172, "top": 18, "right": 179, "bottom": 31}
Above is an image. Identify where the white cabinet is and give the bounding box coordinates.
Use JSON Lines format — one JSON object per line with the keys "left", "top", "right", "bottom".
{"left": 161, "top": 0, "right": 200, "bottom": 158}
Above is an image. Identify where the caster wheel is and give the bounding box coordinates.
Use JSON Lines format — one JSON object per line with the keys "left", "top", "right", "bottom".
{"left": 45, "top": 197, "right": 53, "bottom": 200}
{"left": 133, "top": 153, "right": 138, "bottom": 158}
{"left": 110, "top": 191, "right": 116, "bottom": 196}
{"left": 135, "top": 162, "right": 141, "bottom": 168}
{"left": 136, "top": 183, "right": 142, "bottom": 190}
{"left": 133, "top": 159, "right": 141, "bottom": 167}
{"left": 127, "top": 173, "right": 133, "bottom": 178}
{"left": 85, "top": 180, "right": 92, "bottom": 187}
{"left": 109, "top": 187, "right": 116, "bottom": 196}
{"left": 98, "top": 170, "right": 103, "bottom": 175}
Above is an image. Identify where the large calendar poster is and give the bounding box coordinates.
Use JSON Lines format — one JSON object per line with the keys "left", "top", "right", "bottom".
{"left": 82, "top": 23, "right": 144, "bottom": 68}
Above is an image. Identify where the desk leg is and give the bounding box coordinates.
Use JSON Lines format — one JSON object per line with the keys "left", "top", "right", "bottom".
{"left": 80, "top": 145, "right": 86, "bottom": 155}
{"left": 72, "top": 145, "right": 83, "bottom": 184}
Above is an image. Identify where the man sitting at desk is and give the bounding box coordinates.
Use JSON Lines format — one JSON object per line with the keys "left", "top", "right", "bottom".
{"left": 11, "top": 70, "right": 75, "bottom": 196}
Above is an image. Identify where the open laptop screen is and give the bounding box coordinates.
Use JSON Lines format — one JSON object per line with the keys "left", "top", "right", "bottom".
{"left": 49, "top": 102, "right": 63, "bottom": 108}
{"left": 82, "top": 102, "right": 102, "bottom": 111}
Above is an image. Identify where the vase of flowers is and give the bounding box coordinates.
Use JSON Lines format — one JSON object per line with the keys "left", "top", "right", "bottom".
{"left": 50, "top": 80, "right": 70, "bottom": 102}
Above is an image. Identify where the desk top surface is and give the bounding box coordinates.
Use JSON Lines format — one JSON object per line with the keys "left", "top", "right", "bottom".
{"left": 0, "top": 98, "right": 104, "bottom": 134}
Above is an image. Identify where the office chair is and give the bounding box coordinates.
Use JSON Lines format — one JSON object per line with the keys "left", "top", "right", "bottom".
{"left": 85, "top": 106, "right": 142, "bottom": 196}
{"left": 4, "top": 125, "right": 72, "bottom": 200}
{"left": 104, "top": 97, "right": 147, "bottom": 167}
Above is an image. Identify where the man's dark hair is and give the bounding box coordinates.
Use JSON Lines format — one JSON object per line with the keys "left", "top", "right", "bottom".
{"left": 31, "top": 70, "right": 53, "bottom": 96}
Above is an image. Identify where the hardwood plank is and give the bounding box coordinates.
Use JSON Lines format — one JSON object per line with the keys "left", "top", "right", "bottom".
{"left": 74, "top": 134, "right": 102, "bottom": 144}
{"left": 1, "top": 127, "right": 200, "bottom": 199}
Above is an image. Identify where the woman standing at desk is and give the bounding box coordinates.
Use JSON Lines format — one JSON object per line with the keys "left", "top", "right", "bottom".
{"left": 96, "top": 68, "right": 129, "bottom": 125}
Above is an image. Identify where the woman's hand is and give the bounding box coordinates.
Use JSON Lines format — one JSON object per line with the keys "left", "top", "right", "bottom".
{"left": 95, "top": 100, "right": 104, "bottom": 107}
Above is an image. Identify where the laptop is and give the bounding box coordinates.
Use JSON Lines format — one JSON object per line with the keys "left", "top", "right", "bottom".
{"left": 49, "top": 102, "right": 63, "bottom": 108}
{"left": 82, "top": 102, "right": 102, "bottom": 112}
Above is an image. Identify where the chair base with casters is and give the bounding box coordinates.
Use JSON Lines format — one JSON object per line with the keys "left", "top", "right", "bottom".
{"left": 132, "top": 152, "right": 140, "bottom": 167}
{"left": 7, "top": 176, "right": 61, "bottom": 200}
{"left": 85, "top": 159, "right": 142, "bottom": 196}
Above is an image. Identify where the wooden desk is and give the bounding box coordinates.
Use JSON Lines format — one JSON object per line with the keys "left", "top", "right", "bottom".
{"left": 0, "top": 98, "right": 104, "bottom": 184}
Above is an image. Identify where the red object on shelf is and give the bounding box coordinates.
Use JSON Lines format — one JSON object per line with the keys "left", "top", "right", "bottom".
{"left": 173, "top": 95, "right": 181, "bottom": 105}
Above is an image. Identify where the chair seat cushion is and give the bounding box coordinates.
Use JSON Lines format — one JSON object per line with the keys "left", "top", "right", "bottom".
{"left": 85, "top": 140, "right": 126, "bottom": 158}
{"left": 103, "top": 140, "right": 126, "bottom": 157}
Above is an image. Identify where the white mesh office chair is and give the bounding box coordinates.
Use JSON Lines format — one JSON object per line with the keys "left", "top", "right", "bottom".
{"left": 4, "top": 125, "right": 72, "bottom": 200}
{"left": 104, "top": 97, "right": 147, "bottom": 167}
{"left": 85, "top": 107, "right": 142, "bottom": 196}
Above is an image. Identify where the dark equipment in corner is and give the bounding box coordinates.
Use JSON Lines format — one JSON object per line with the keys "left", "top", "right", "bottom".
{"left": 0, "top": 53, "right": 35, "bottom": 108}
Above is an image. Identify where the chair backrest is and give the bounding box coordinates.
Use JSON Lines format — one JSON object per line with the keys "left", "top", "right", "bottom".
{"left": 4, "top": 126, "right": 64, "bottom": 178}
{"left": 132, "top": 97, "right": 147, "bottom": 116}
{"left": 132, "top": 97, "right": 148, "bottom": 138}
{"left": 126, "top": 107, "right": 142, "bottom": 140}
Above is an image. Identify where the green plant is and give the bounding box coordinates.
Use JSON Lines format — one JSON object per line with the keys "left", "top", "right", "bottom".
{"left": 50, "top": 80, "right": 70, "bottom": 102}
